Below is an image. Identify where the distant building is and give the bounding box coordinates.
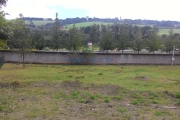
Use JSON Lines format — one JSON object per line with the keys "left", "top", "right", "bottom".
{"left": 88, "top": 42, "right": 92, "bottom": 49}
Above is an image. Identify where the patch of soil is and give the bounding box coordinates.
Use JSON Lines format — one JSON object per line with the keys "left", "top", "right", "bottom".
{"left": 88, "top": 84, "right": 123, "bottom": 95}
{"left": 31, "top": 82, "right": 51, "bottom": 87}
{"left": 0, "top": 81, "right": 20, "bottom": 88}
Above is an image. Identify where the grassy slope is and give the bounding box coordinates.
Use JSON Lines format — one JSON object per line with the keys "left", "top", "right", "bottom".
{"left": 65, "top": 22, "right": 113, "bottom": 28}
{"left": 25, "top": 20, "right": 54, "bottom": 26}
{"left": 0, "top": 64, "right": 180, "bottom": 119}
{"left": 23, "top": 20, "right": 180, "bottom": 35}
{"left": 158, "top": 29, "right": 180, "bottom": 35}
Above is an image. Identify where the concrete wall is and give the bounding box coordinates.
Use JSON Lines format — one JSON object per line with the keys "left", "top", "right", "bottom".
{"left": 0, "top": 51, "right": 180, "bottom": 65}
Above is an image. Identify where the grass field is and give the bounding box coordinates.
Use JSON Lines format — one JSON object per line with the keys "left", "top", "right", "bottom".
{"left": 0, "top": 64, "right": 180, "bottom": 119}
{"left": 25, "top": 20, "right": 54, "bottom": 26}
{"left": 158, "top": 29, "right": 180, "bottom": 35}
{"left": 65, "top": 22, "right": 113, "bottom": 29}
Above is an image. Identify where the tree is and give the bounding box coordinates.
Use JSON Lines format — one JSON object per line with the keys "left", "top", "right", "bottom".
{"left": 89, "top": 24, "right": 100, "bottom": 44}
{"left": 133, "top": 27, "right": 144, "bottom": 54}
{"left": 116, "top": 24, "right": 130, "bottom": 54}
{"left": 99, "top": 30, "right": 114, "bottom": 52}
{"left": 0, "top": 0, "right": 10, "bottom": 49}
{"left": 0, "top": 0, "right": 7, "bottom": 7}
{"left": 164, "top": 29, "right": 175, "bottom": 53}
{"left": 8, "top": 18, "right": 31, "bottom": 68}
{"left": 66, "top": 24, "right": 82, "bottom": 51}
{"left": 32, "top": 30, "right": 45, "bottom": 51}
{"left": 146, "top": 27, "right": 160, "bottom": 53}
{"left": 52, "top": 13, "right": 62, "bottom": 50}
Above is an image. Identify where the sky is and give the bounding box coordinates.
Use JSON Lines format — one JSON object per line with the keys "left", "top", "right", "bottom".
{"left": 2, "top": 0, "right": 180, "bottom": 21}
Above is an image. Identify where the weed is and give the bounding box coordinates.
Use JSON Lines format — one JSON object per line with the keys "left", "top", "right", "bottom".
{"left": 90, "top": 95, "right": 96, "bottom": 100}
{"left": 176, "top": 80, "right": 180, "bottom": 85}
{"left": 104, "top": 97, "right": 110, "bottom": 103}
{"left": 54, "top": 94, "right": 60, "bottom": 99}
{"left": 70, "top": 91, "right": 79, "bottom": 99}
{"left": 177, "top": 100, "right": 180, "bottom": 105}
{"left": 0, "top": 106, "right": 3, "bottom": 111}
{"left": 132, "top": 100, "right": 138, "bottom": 105}
{"left": 118, "top": 107, "right": 127, "bottom": 113}
{"left": 154, "top": 111, "right": 163, "bottom": 116}
{"left": 0, "top": 98, "right": 7, "bottom": 104}
{"left": 67, "top": 75, "right": 73, "bottom": 78}
{"left": 78, "top": 99, "right": 86, "bottom": 103}
{"left": 98, "top": 73, "right": 103, "bottom": 75}
{"left": 175, "top": 92, "right": 180, "bottom": 99}
{"left": 95, "top": 94, "right": 103, "bottom": 99}
{"left": 152, "top": 100, "right": 159, "bottom": 104}
{"left": 112, "top": 96, "right": 122, "bottom": 100}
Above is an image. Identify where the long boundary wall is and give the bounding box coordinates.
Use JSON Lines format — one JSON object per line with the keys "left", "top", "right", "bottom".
{"left": 0, "top": 51, "right": 180, "bottom": 65}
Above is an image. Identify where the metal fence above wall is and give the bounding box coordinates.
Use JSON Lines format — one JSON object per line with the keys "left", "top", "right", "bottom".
{"left": 0, "top": 55, "right": 4, "bottom": 68}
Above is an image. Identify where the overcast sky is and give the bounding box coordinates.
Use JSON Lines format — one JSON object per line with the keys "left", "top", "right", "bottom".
{"left": 2, "top": 0, "right": 180, "bottom": 21}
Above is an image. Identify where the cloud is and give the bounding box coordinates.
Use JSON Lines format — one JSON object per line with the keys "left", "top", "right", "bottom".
{"left": 2, "top": 0, "right": 180, "bottom": 21}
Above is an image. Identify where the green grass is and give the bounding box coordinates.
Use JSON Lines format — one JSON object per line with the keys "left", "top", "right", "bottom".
{"left": 118, "top": 107, "right": 127, "bottom": 113}
{"left": 104, "top": 97, "right": 110, "bottom": 103}
{"left": 0, "top": 64, "right": 180, "bottom": 92}
{"left": 175, "top": 92, "right": 180, "bottom": 99}
{"left": 0, "top": 64, "right": 180, "bottom": 119}
{"left": 159, "top": 29, "right": 180, "bottom": 35}
{"left": 65, "top": 22, "right": 113, "bottom": 29}
{"left": 25, "top": 20, "right": 54, "bottom": 26}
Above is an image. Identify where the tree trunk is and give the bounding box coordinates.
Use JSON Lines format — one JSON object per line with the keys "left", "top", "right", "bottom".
{"left": 23, "top": 52, "right": 25, "bottom": 68}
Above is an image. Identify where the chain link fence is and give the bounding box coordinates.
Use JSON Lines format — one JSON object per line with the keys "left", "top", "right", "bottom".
{"left": 0, "top": 55, "right": 4, "bottom": 68}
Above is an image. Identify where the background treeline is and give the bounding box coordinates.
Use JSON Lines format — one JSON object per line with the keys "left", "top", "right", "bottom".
{"left": 23, "top": 17, "right": 180, "bottom": 28}
{"left": 2, "top": 17, "right": 180, "bottom": 54}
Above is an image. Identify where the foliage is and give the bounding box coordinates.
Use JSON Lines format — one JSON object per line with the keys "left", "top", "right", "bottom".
{"left": 164, "top": 29, "right": 175, "bottom": 53}
{"left": 89, "top": 24, "right": 100, "bottom": 44}
{"left": 52, "top": 13, "right": 62, "bottom": 50}
{"left": 116, "top": 24, "right": 130, "bottom": 53}
{"left": 31, "top": 30, "right": 45, "bottom": 50}
{"left": 7, "top": 18, "right": 31, "bottom": 68}
{"left": 133, "top": 26, "right": 144, "bottom": 53}
{"left": 66, "top": 24, "right": 82, "bottom": 51}
{"left": 99, "top": 30, "right": 114, "bottom": 51}
{"left": 0, "top": 1, "right": 11, "bottom": 48}
{"left": 146, "top": 26, "right": 160, "bottom": 53}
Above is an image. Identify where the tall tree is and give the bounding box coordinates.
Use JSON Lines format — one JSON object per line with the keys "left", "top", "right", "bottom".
{"left": 146, "top": 26, "right": 160, "bottom": 53}
{"left": 116, "top": 24, "right": 130, "bottom": 54}
{"left": 31, "top": 30, "right": 45, "bottom": 51}
{"left": 52, "top": 13, "right": 62, "bottom": 50}
{"left": 0, "top": 0, "right": 10, "bottom": 49}
{"left": 133, "top": 26, "right": 144, "bottom": 54}
{"left": 99, "top": 30, "right": 114, "bottom": 52}
{"left": 164, "top": 29, "right": 175, "bottom": 53}
{"left": 66, "top": 24, "right": 82, "bottom": 51}
{"left": 89, "top": 24, "right": 100, "bottom": 44}
{"left": 8, "top": 18, "right": 31, "bottom": 68}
